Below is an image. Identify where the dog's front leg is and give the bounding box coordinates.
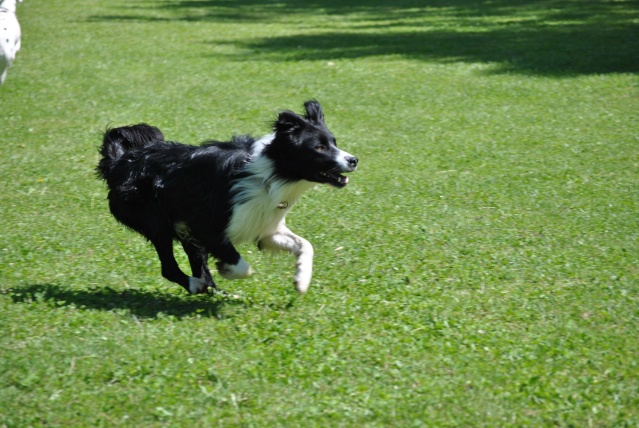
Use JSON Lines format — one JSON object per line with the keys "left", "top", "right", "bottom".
{"left": 259, "top": 226, "right": 314, "bottom": 293}
{"left": 208, "top": 241, "right": 253, "bottom": 281}
{"left": 216, "top": 257, "right": 253, "bottom": 280}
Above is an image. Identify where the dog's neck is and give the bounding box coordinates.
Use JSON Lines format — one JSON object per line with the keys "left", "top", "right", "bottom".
{"left": 227, "top": 154, "right": 315, "bottom": 245}
{"left": 248, "top": 133, "right": 314, "bottom": 210}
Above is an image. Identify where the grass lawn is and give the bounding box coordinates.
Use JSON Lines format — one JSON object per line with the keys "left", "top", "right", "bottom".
{"left": 1, "top": 0, "right": 638, "bottom": 426}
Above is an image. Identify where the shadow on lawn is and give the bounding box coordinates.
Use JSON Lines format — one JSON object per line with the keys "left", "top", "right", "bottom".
{"left": 7, "top": 283, "right": 239, "bottom": 319}
{"left": 91, "top": 0, "right": 639, "bottom": 75}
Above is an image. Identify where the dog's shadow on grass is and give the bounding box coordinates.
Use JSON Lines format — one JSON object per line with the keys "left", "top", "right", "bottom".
{"left": 6, "top": 283, "right": 245, "bottom": 320}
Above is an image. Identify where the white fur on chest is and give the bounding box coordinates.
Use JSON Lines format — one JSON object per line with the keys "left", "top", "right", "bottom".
{"left": 226, "top": 151, "right": 314, "bottom": 245}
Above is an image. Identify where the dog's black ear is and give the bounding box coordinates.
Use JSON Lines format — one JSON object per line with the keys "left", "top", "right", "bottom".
{"left": 304, "top": 100, "right": 324, "bottom": 124}
{"left": 274, "top": 110, "right": 306, "bottom": 134}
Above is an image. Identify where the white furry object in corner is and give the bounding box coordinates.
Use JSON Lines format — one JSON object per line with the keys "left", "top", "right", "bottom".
{"left": 0, "top": 0, "right": 22, "bottom": 85}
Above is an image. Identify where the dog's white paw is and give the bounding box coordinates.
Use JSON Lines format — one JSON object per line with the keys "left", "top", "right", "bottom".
{"left": 294, "top": 270, "right": 312, "bottom": 294}
{"left": 294, "top": 250, "right": 313, "bottom": 294}
{"left": 295, "top": 279, "right": 311, "bottom": 294}
{"left": 188, "top": 277, "right": 209, "bottom": 294}
{"left": 217, "top": 257, "right": 253, "bottom": 280}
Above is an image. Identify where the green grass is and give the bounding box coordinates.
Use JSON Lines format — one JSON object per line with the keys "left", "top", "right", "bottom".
{"left": 1, "top": 0, "right": 639, "bottom": 426}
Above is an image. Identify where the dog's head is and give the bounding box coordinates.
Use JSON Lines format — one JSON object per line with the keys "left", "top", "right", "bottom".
{"left": 267, "top": 100, "right": 358, "bottom": 188}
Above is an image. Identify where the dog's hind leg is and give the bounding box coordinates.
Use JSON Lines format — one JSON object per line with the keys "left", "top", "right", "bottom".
{"left": 181, "top": 241, "right": 216, "bottom": 291}
{"left": 258, "top": 226, "right": 314, "bottom": 294}
{"left": 151, "top": 236, "right": 208, "bottom": 294}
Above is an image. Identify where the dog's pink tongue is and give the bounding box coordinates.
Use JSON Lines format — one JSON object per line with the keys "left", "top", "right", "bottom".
{"left": 342, "top": 176, "right": 349, "bottom": 185}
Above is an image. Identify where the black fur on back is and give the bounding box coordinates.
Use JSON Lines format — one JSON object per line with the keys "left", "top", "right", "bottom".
{"left": 96, "top": 125, "right": 254, "bottom": 243}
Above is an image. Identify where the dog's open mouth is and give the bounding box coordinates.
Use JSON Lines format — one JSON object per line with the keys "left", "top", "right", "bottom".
{"left": 319, "top": 170, "right": 349, "bottom": 187}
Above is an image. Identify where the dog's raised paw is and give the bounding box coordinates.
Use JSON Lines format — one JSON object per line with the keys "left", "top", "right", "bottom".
{"left": 294, "top": 277, "right": 311, "bottom": 294}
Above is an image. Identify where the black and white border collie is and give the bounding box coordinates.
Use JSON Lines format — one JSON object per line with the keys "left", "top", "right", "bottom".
{"left": 96, "top": 100, "right": 358, "bottom": 295}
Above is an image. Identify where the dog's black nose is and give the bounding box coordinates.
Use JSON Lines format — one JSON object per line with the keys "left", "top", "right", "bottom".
{"left": 348, "top": 156, "right": 358, "bottom": 168}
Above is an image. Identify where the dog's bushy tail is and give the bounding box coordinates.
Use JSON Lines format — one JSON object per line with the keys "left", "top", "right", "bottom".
{"left": 96, "top": 123, "right": 164, "bottom": 180}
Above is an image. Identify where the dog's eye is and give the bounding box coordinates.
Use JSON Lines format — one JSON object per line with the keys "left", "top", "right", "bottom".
{"left": 315, "top": 145, "right": 325, "bottom": 152}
